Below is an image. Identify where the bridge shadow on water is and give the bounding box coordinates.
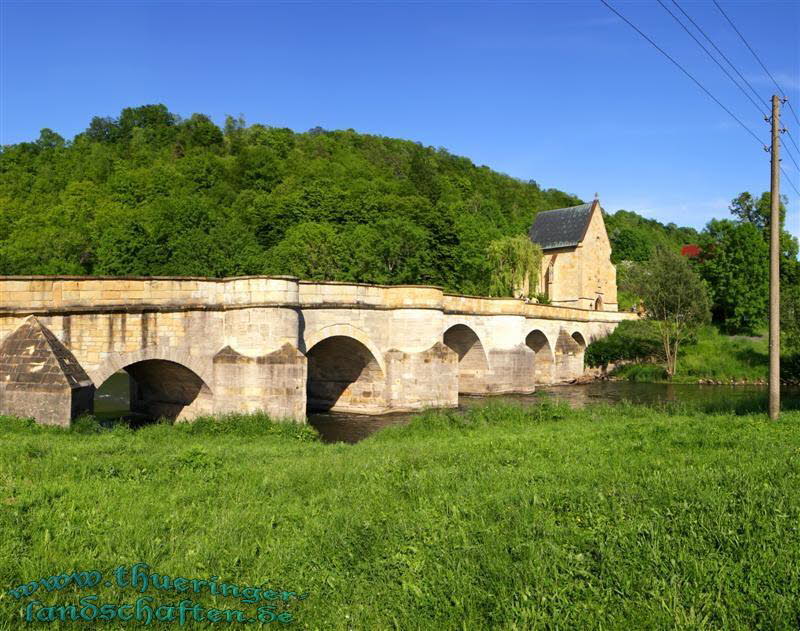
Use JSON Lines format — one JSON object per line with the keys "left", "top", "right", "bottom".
{"left": 93, "top": 372, "right": 155, "bottom": 430}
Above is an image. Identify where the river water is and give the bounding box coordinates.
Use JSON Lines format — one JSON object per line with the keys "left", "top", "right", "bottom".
{"left": 94, "top": 373, "right": 800, "bottom": 444}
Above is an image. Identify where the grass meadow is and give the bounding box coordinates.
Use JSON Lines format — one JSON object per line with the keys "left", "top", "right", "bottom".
{"left": 1, "top": 402, "right": 799, "bottom": 629}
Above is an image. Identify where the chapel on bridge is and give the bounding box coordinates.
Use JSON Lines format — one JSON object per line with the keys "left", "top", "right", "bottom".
{"left": 528, "top": 198, "right": 618, "bottom": 311}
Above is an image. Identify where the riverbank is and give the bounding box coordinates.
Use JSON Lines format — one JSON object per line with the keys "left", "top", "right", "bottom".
{"left": 595, "top": 325, "right": 800, "bottom": 385}
{"left": 2, "top": 403, "right": 799, "bottom": 629}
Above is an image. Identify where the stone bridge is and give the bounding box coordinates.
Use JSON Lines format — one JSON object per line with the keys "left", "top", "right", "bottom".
{"left": 0, "top": 276, "right": 636, "bottom": 426}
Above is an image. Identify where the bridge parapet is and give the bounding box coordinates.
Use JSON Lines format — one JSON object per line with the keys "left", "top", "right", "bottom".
{"left": 442, "top": 293, "right": 636, "bottom": 323}
{"left": 298, "top": 280, "right": 444, "bottom": 310}
{"left": 0, "top": 276, "right": 300, "bottom": 313}
{"left": 1, "top": 277, "right": 637, "bottom": 324}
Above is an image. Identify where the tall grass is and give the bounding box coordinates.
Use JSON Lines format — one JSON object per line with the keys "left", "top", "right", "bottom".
{"left": 1, "top": 404, "right": 799, "bottom": 629}
{"left": 613, "top": 325, "right": 770, "bottom": 383}
{"left": 676, "top": 326, "right": 768, "bottom": 382}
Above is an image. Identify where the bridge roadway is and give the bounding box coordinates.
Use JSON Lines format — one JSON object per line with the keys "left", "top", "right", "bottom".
{"left": 0, "top": 276, "right": 636, "bottom": 426}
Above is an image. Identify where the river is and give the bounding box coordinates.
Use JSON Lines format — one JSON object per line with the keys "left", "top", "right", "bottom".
{"left": 94, "top": 373, "right": 800, "bottom": 443}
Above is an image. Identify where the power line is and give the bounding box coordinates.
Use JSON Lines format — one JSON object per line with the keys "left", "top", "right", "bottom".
{"left": 672, "top": 0, "right": 768, "bottom": 112}
{"left": 787, "top": 102, "right": 800, "bottom": 129}
{"left": 781, "top": 166, "right": 800, "bottom": 196}
{"left": 667, "top": 0, "right": 800, "bottom": 178}
{"left": 666, "top": 0, "right": 799, "bottom": 191}
{"left": 785, "top": 128, "right": 800, "bottom": 155}
{"left": 782, "top": 139, "right": 800, "bottom": 172}
{"left": 665, "top": 0, "right": 767, "bottom": 117}
{"left": 600, "top": 0, "right": 766, "bottom": 148}
{"left": 601, "top": 0, "right": 797, "bottom": 198}
{"left": 712, "top": 0, "right": 800, "bottom": 127}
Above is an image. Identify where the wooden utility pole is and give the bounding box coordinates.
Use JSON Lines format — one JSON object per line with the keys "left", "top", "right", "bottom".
{"left": 769, "top": 94, "right": 781, "bottom": 420}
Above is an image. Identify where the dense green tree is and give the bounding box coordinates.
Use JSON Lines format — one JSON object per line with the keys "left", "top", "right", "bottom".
{"left": 604, "top": 209, "right": 699, "bottom": 265}
{"left": 697, "top": 219, "right": 770, "bottom": 334}
{"left": 608, "top": 226, "right": 653, "bottom": 263}
{"left": 118, "top": 104, "right": 177, "bottom": 134}
{"left": 628, "top": 247, "right": 711, "bottom": 376}
{"left": 176, "top": 113, "right": 225, "bottom": 151}
{"left": 728, "top": 191, "right": 798, "bottom": 265}
{"left": 36, "top": 128, "right": 65, "bottom": 150}
{"left": 729, "top": 191, "right": 777, "bottom": 233}
{"left": 265, "top": 222, "right": 342, "bottom": 280}
{"left": 362, "top": 218, "right": 431, "bottom": 283}
{"left": 84, "top": 116, "right": 122, "bottom": 144}
{"left": 94, "top": 218, "right": 157, "bottom": 276}
{"left": 693, "top": 191, "right": 798, "bottom": 334}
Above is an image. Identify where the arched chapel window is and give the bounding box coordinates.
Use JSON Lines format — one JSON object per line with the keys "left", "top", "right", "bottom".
{"left": 545, "top": 260, "right": 555, "bottom": 299}
{"left": 594, "top": 296, "right": 603, "bottom": 311}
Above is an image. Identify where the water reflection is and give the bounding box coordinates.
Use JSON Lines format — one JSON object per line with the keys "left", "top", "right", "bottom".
{"left": 308, "top": 410, "right": 414, "bottom": 444}
{"left": 94, "top": 372, "right": 800, "bottom": 444}
{"left": 309, "top": 382, "right": 800, "bottom": 443}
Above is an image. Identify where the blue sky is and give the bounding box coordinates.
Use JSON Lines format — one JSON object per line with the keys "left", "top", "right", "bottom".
{"left": 2, "top": 0, "right": 798, "bottom": 241}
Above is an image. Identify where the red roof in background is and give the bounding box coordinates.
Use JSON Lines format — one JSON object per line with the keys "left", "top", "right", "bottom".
{"left": 681, "top": 244, "right": 701, "bottom": 258}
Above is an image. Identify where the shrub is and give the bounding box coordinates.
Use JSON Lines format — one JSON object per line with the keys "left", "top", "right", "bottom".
{"left": 614, "top": 363, "right": 669, "bottom": 382}
{"left": 586, "top": 319, "right": 663, "bottom": 368}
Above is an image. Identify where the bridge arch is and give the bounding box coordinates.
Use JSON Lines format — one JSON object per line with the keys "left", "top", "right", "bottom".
{"left": 303, "top": 324, "right": 386, "bottom": 375}
{"left": 525, "top": 329, "right": 555, "bottom": 385}
{"left": 443, "top": 323, "right": 490, "bottom": 394}
{"left": 92, "top": 346, "right": 213, "bottom": 394}
{"left": 93, "top": 347, "right": 213, "bottom": 422}
{"left": 305, "top": 334, "right": 386, "bottom": 413}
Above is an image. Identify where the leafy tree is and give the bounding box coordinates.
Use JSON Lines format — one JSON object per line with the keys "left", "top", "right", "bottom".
{"left": 729, "top": 191, "right": 798, "bottom": 263}
{"left": 604, "top": 209, "right": 698, "bottom": 264}
{"left": 486, "top": 235, "right": 543, "bottom": 298}
{"left": 223, "top": 114, "right": 247, "bottom": 154}
{"left": 608, "top": 226, "right": 653, "bottom": 263}
{"left": 697, "top": 219, "right": 769, "bottom": 334}
{"left": 729, "top": 191, "right": 776, "bottom": 233}
{"left": 234, "top": 145, "right": 283, "bottom": 192}
{"left": 176, "top": 114, "right": 224, "bottom": 150}
{"left": 94, "top": 219, "right": 156, "bottom": 276}
{"left": 84, "top": 116, "right": 121, "bottom": 144}
{"left": 338, "top": 224, "right": 383, "bottom": 283}
{"left": 341, "top": 218, "right": 430, "bottom": 284}
{"left": 118, "top": 104, "right": 178, "bottom": 146}
{"left": 409, "top": 148, "right": 441, "bottom": 203}
{"left": 628, "top": 247, "right": 711, "bottom": 376}
{"left": 266, "top": 222, "right": 342, "bottom": 280}
{"left": 36, "top": 128, "right": 65, "bottom": 149}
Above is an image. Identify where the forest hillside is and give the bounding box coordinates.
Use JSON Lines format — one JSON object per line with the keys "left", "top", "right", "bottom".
{"left": 0, "top": 104, "right": 584, "bottom": 295}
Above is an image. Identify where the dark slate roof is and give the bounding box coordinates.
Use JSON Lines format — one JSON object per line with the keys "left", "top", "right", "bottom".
{"left": 528, "top": 202, "right": 595, "bottom": 250}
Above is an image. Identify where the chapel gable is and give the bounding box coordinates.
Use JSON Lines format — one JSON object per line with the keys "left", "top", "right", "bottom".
{"left": 528, "top": 199, "right": 618, "bottom": 311}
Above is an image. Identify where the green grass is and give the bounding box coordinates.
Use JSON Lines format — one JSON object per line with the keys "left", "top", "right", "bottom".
{"left": 1, "top": 403, "right": 799, "bottom": 629}
{"left": 613, "top": 325, "right": 770, "bottom": 384}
